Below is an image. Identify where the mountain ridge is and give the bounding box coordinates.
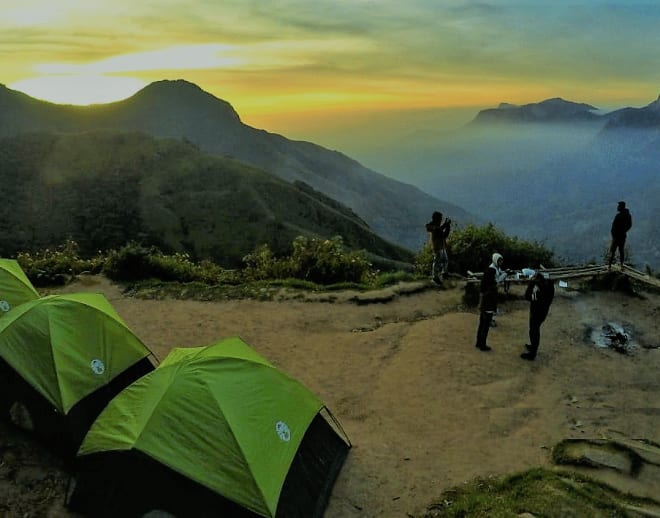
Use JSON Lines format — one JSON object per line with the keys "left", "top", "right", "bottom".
{"left": 472, "top": 94, "right": 660, "bottom": 129}
{"left": 0, "top": 80, "right": 476, "bottom": 252}
{"left": 472, "top": 97, "right": 601, "bottom": 124}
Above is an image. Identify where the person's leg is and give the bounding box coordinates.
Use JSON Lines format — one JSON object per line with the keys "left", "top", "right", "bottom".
{"left": 431, "top": 253, "right": 440, "bottom": 282}
{"left": 618, "top": 238, "right": 626, "bottom": 267}
{"left": 528, "top": 316, "right": 541, "bottom": 357}
{"left": 608, "top": 239, "right": 616, "bottom": 267}
{"left": 523, "top": 313, "right": 547, "bottom": 360}
{"left": 476, "top": 311, "right": 493, "bottom": 350}
{"left": 439, "top": 249, "right": 449, "bottom": 278}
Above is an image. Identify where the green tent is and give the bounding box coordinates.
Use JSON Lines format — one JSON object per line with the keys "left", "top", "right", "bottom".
{"left": 71, "top": 336, "right": 350, "bottom": 517}
{"left": 0, "top": 292, "right": 155, "bottom": 453}
{"left": 0, "top": 258, "right": 39, "bottom": 314}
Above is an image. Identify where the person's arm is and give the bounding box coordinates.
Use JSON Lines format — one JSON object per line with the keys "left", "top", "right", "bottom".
{"left": 542, "top": 280, "right": 555, "bottom": 305}
{"left": 441, "top": 219, "right": 451, "bottom": 238}
{"left": 524, "top": 281, "right": 535, "bottom": 301}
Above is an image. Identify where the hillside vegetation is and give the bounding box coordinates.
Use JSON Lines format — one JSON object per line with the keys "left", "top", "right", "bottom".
{"left": 0, "top": 131, "right": 413, "bottom": 268}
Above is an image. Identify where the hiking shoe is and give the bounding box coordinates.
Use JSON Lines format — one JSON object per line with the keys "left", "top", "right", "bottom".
{"left": 524, "top": 344, "right": 533, "bottom": 352}
{"left": 520, "top": 352, "right": 535, "bottom": 361}
{"left": 432, "top": 276, "right": 442, "bottom": 285}
{"left": 476, "top": 344, "right": 492, "bottom": 351}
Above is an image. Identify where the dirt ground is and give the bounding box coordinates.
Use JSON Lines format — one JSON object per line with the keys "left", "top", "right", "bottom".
{"left": 1, "top": 275, "right": 659, "bottom": 517}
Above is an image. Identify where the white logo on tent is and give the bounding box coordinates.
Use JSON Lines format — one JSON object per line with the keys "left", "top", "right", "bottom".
{"left": 275, "top": 421, "right": 291, "bottom": 442}
{"left": 90, "top": 359, "right": 105, "bottom": 375}
{"left": 0, "top": 300, "right": 10, "bottom": 312}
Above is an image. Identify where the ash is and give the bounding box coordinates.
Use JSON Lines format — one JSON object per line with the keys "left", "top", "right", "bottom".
{"left": 589, "top": 322, "right": 636, "bottom": 354}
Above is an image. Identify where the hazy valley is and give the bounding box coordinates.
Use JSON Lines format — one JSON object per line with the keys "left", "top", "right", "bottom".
{"left": 1, "top": 81, "right": 658, "bottom": 269}
{"left": 352, "top": 96, "right": 660, "bottom": 268}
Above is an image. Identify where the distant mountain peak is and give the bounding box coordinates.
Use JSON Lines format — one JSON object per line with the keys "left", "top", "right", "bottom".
{"left": 602, "top": 93, "right": 660, "bottom": 130}
{"left": 472, "top": 97, "right": 600, "bottom": 124}
{"left": 139, "top": 79, "right": 205, "bottom": 94}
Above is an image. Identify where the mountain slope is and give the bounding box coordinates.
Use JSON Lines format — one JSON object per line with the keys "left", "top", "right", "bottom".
{"left": 0, "top": 81, "right": 476, "bottom": 251}
{"left": 0, "top": 131, "right": 413, "bottom": 267}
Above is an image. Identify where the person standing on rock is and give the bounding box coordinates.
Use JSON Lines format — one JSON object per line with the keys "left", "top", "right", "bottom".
{"left": 608, "top": 201, "right": 632, "bottom": 269}
{"left": 475, "top": 253, "right": 507, "bottom": 352}
{"left": 520, "top": 271, "right": 555, "bottom": 361}
{"left": 425, "top": 211, "right": 452, "bottom": 284}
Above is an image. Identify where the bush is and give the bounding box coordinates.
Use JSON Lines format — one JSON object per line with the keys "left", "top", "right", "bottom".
{"left": 416, "top": 223, "right": 556, "bottom": 277}
{"left": 17, "top": 240, "right": 104, "bottom": 286}
{"left": 243, "top": 236, "right": 376, "bottom": 285}
{"left": 103, "top": 242, "right": 236, "bottom": 284}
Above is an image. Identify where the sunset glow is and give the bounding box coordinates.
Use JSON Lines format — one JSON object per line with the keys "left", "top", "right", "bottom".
{"left": 2, "top": 1, "right": 659, "bottom": 137}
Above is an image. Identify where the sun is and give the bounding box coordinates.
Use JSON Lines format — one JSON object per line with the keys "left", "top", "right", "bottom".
{"left": 9, "top": 75, "right": 146, "bottom": 105}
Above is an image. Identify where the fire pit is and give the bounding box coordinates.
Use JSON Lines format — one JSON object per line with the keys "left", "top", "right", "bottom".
{"left": 587, "top": 322, "right": 637, "bottom": 354}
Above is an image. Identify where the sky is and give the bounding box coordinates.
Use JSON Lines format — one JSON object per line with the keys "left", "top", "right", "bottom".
{"left": 2, "top": 0, "right": 660, "bottom": 151}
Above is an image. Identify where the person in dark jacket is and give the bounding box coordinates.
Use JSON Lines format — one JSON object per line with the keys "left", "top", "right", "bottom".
{"left": 608, "top": 201, "right": 632, "bottom": 269}
{"left": 520, "top": 271, "right": 555, "bottom": 361}
{"left": 425, "top": 211, "right": 452, "bottom": 283}
{"left": 474, "top": 253, "right": 507, "bottom": 351}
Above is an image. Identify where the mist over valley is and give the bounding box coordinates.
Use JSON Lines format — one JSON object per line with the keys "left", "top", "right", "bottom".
{"left": 347, "top": 97, "right": 660, "bottom": 268}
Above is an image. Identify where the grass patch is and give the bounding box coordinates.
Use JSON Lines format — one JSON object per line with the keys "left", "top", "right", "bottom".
{"left": 125, "top": 280, "right": 283, "bottom": 301}
{"left": 125, "top": 277, "right": 372, "bottom": 301}
{"left": 122, "top": 271, "right": 428, "bottom": 302}
{"left": 417, "top": 467, "right": 659, "bottom": 517}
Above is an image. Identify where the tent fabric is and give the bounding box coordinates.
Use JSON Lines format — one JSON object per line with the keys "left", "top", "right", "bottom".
{"left": 0, "top": 292, "right": 153, "bottom": 414}
{"left": 77, "top": 336, "right": 347, "bottom": 518}
{"left": 0, "top": 259, "right": 39, "bottom": 314}
{"left": 71, "top": 413, "right": 350, "bottom": 518}
{"left": 70, "top": 450, "right": 259, "bottom": 518}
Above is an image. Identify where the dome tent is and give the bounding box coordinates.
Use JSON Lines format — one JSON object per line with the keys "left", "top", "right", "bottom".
{"left": 0, "top": 258, "right": 39, "bottom": 314}
{"left": 0, "top": 292, "right": 155, "bottom": 455}
{"left": 69, "top": 336, "right": 351, "bottom": 517}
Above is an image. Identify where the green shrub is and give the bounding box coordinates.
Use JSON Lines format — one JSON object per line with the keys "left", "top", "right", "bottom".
{"left": 17, "top": 240, "right": 104, "bottom": 286}
{"left": 103, "top": 242, "right": 236, "bottom": 284}
{"left": 416, "top": 223, "right": 556, "bottom": 277}
{"left": 243, "top": 236, "right": 376, "bottom": 285}
{"left": 104, "top": 243, "right": 161, "bottom": 281}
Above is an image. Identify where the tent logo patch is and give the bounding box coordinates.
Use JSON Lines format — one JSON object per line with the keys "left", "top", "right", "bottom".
{"left": 90, "top": 359, "right": 105, "bottom": 375}
{"left": 0, "top": 300, "right": 10, "bottom": 312}
{"left": 275, "top": 421, "right": 291, "bottom": 442}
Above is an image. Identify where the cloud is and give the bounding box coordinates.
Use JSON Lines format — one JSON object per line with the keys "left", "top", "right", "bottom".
{"left": 9, "top": 75, "right": 146, "bottom": 105}
{"left": 2, "top": 0, "right": 659, "bottom": 111}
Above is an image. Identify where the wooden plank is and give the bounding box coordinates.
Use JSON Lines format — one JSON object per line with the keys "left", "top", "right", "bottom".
{"left": 464, "top": 263, "right": 660, "bottom": 290}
